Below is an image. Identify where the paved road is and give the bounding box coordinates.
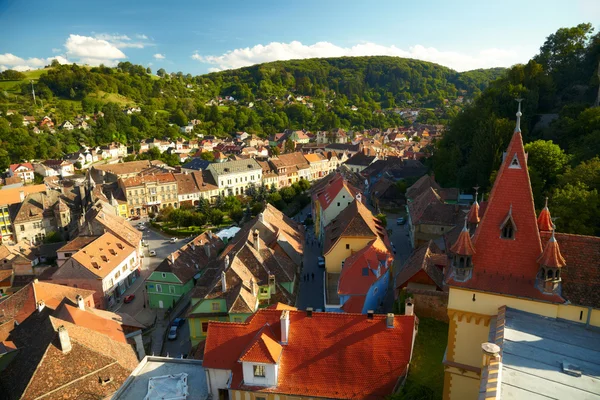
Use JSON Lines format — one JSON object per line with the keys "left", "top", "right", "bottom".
{"left": 294, "top": 205, "right": 325, "bottom": 311}
{"left": 162, "top": 318, "right": 192, "bottom": 358}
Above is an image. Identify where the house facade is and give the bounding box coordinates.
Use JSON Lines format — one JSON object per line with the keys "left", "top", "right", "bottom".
{"left": 7, "top": 163, "right": 35, "bottom": 183}
{"left": 311, "top": 173, "right": 360, "bottom": 239}
{"left": 119, "top": 172, "right": 178, "bottom": 216}
{"left": 50, "top": 232, "right": 140, "bottom": 309}
{"left": 207, "top": 158, "right": 263, "bottom": 197}
{"left": 146, "top": 232, "right": 223, "bottom": 309}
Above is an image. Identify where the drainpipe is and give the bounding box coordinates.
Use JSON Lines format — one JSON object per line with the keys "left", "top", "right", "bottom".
{"left": 586, "top": 307, "right": 592, "bottom": 328}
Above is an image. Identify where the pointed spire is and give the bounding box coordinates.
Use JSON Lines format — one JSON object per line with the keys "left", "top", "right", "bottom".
{"left": 467, "top": 187, "right": 480, "bottom": 225}
{"left": 537, "top": 197, "right": 553, "bottom": 231}
{"left": 537, "top": 227, "right": 566, "bottom": 268}
{"left": 515, "top": 98, "right": 523, "bottom": 133}
{"left": 450, "top": 217, "right": 476, "bottom": 256}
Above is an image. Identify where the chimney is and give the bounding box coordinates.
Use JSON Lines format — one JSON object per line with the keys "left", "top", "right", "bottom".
{"left": 280, "top": 310, "right": 290, "bottom": 345}
{"left": 481, "top": 342, "right": 501, "bottom": 367}
{"left": 19, "top": 190, "right": 25, "bottom": 202}
{"left": 224, "top": 255, "right": 229, "bottom": 269}
{"left": 386, "top": 313, "right": 395, "bottom": 328}
{"left": 405, "top": 298, "right": 414, "bottom": 316}
{"left": 258, "top": 212, "right": 264, "bottom": 223}
{"left": 76, "top": 294, "right": 85, "bottom": 310}
{"left": 221, "top": 271, "right": 227, "bottom": 292}
{"left": 191, "top": 243, "right": 195, "bottom": 251}
{"left": 204, "top": 243, "right": 210, "bottom": 258}
{"left": 367, "top": 310, "right": 374, "bottom": 320}
{"left": 306, "top": 307, "right": 313, "bottom": 317}
{"left": 37, "top": 300, "right": 45, "bottom": 312}
{"left": 356, "top": 193, "right": 362, "bottom": 203}
{"left": 253, "top": 229, "right": 260, "bottom": 251}
{"left": 170, "top": 253, "right": 175, "bottom": 264}
{"left": 57, "top": 325, "right": 72, "bottom": 354}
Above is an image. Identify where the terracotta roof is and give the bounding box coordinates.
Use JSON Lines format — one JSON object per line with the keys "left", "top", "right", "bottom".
{"left": 269, "top": 152, "right": 310, "bottom": 170}
{"left": 467, "top": 200, "right": 480, "bottom": 224}
{"left": 93, "top": 160, "right": 162, "bottom": 176}
{"left": 540, "top": 231, "right": 600, "bottom": 308}
{"left": 448, "top": 131, "right": 564, "bottom": 303}
{"left": 449, "top": 223, "right": 476, "bottom": 256}
{"left": 265, "top": 303, "right": 297, "bottom": 310}
{"left": 396, "top": 241, "right": 446, "bottom": 290}
{"left": 303, "top": 153, "right": 326, "bottom": 163}
{"left": 0, "top": 310, "right": 138, "bottom": 399}
{"left": 323, "top": 199, "right": 389, "bottom": 255}
{"left": 340, "top": 295, "right": 366, "bottom": 313}
{"left": 406, "top": 174, "right": 441, "bottom": 200}
{"left": 174, "top": 172, "right": 200, "bottom": 195}
{"left": 537, "top": 232, "right": 566, "bottom": 268}
{"left": 68, "top": 232, "right": 135, "bottom": 279}
{"left": 82, "top": 206, "right": 142, "bottom": 249}
{"left": 338, "top": 240, "right": 392, "bottom": 296}
{"left": 315, "top": 174, "right": 357, "bottom": 211}
{"left": 12, "top": 191, "right": 63, "bottom": 224}
{"left": 32, "top": 280, "right": 96, "bottom": 310}
{"left": 53, "top": 303, "right": 127, "bottom": 343}
{"left": 9, "top": 162, "right": 34, "bottom": 172}
{"left": 537, "top": 201, "right": 553, "bottom": 231}
{"left": 0, "top": 184, "right": 46, "bottom": 206}
{"left": 155, "top": 231, "right": 224, "bottom": 283}
{"left": 203, "top": 309, "right": 417, "bottom": 399}
{"left": 121, "top": 171, "right": 176, "bottom": 187}
{"left": 57, "top": 236, "right": 98, "bottom": 253}
{"left": 408, "top": 187, "right": 466, "bottom": 226}
{"left": 239, "top": 327, "right": 282, "bottom": 363}
{"left": 345, "top": 152, "right": 376, "bottom": 167}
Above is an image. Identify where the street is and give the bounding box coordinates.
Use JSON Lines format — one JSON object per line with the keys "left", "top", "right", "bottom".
{"left": 294, "top": 205, "right": 325, "bottom": 311}
{"left": 162, "top": 318, "right": 192, "bottom": 358}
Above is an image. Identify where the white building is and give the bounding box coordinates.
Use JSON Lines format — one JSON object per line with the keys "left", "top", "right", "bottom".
{"left": 207, "top": 158, "right": 263, "bottom": 197}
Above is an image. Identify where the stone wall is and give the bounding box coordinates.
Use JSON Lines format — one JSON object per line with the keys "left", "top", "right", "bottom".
{"left": 408, "top": 288, "right": 449, "bottom": 322}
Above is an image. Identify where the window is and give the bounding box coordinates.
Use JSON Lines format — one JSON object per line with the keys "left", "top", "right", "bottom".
{"left": 508, "top": 153, "right": 521, "bottom": 169}
{"left": 156, "top": 284, "right": 162, "bottom": 293}
{"left": 162, "top": 273, "right": 166, "bottom": 278}
{"left": 115, "top": 271, "right": 120, "bottom": 279}
{"left": 20, "top": 225, "right": 25, "bottom": 232}
{"left": 122, "top": 265, "right": 127, "bottom": 272}
{"left": 202, "top": 322, "right": 209, "bottom": 332}
{"left": 211, "top": 302, "right": 220, "bottom": 311}
{"left": 169, "top": 285, "right": 175, "bottom": 294}
{"left": 362, "top": 267, "right": 369, "bottom": 276}
{"left": 233, "top": 317, "right": 242, "bottom": 322}
{"left": 346, "top": 244, "right": 350, "bottom": 249}
{"left": 253, "top": 365, "right": 266, "bottom": 378}
{"left": 337, "top": 202, "right": 340, "bottom": 207}
{"left": 501, "top": 221, "right": 515, "bottom": 239}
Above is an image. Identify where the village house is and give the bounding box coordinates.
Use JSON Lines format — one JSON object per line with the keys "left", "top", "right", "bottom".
{"left": 395, "top": 240, "right": 446, "bottom": 297}
{"left": 303, "top": 152, "right": 329, "bottom": 181}
{"left": 22, "top": 115, "right": 36, "bottom": 126}
{"left": 11, "top": 192, "right": 72, "bottom": 244}
{"left": 344, "top": 152, "right": 377, "bottom": 173}
{"left": 60, "top": 120, "right": 74, "bottom": 130}
{"left": 50, "top": 232, "right": 140, "bottom": 309}
{"left": 442, "top": 110, "right": 600, "bottom": 399}
{"left": 145, "top": 232, "right": 223, "bottom": 309}
{"left": 311, "top": 173, "right": 361, "bottom": 239}
{"left": 257, "top": 160, "right": 279, "bottom": 190}
{"left": 39, "top": 116, "right": 54, "bottom": 128}
{"left": 187, "top": 205, "right": 303, "bottom": 345}
{"left": 119, "top": 172, "right": 178, "bottom": 216}
{"left": 322, "top": 198, "right": 391, "bottom": 311}
{"left": 7, "top": 163, "right": 35, "bottom": 184}
{"left": 207, "top": 158, "right": 263, "bottom": 197}
{"left": 0, "top": 185, "right": 46, "bottom": 244}
{"left": 268, "top": 152, "right": 311, "bottom": 187}
{"left": 33, "top": 159, "right": 75, "bottom": 177}
{"left": 202, "top": 307, "right": 417, "bottom": 400}
{"left": 99, "top": 142, "right": 128, "bottom": 159}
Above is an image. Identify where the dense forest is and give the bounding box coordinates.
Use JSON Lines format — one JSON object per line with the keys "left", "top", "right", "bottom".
{"left": 0, "top": 57, "right": 503, "bottom": 170}
{"left": 433, "top": 23, "right": 600, "bottom": 235}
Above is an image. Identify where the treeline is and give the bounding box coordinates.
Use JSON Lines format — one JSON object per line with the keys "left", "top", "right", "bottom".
{"left": 433, "top": 23, "right": 600, "bottom": 235}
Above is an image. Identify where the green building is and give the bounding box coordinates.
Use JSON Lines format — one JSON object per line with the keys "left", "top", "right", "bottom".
{"left": 145, "top": 232, "right": 223, "bottom": 309}
{"left": 187, "top": 204, "right": 304, "bottom": 346}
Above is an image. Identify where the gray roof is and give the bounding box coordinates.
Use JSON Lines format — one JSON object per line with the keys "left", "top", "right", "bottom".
{"left": 182, "top": 158, "right": 211, "bottom": 171}
{"left": 113, "top": 356, "right": 208, "bottom": 400}
{"left": 207, "top": 158, "right": 262, "bottom": 176}
{"left": 497, "top": 308, "right": 600, "bottom": 400}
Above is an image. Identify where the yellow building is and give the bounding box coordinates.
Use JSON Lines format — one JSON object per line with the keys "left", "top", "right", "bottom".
{"left": 443, "top": 115, "right": 600, "bottom": 400}
{"left": 119, "top": 172, "right": 178, "bottom": 216}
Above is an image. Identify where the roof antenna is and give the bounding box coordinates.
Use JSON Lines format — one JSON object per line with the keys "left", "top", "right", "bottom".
{"left": 473, "top": 186, "right": 479, "bottom": 204}
{"left": 515, "top": 98, "right": 523, "bottom": 133}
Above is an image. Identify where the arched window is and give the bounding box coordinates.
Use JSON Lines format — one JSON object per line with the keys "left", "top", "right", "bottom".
{"left": 501, "top": 223, "right": 514, "bottom": 239}
{"left": 547, "top": 269, "right": 554, "bottom": 280}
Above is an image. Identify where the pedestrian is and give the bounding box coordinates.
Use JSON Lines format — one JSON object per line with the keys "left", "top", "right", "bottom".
{"left": 312, "top": 272, "right": 315, "bottom": 281}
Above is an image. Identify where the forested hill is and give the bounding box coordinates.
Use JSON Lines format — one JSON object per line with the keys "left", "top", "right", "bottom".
{"left": 203, "top": 56, "right": 505, "bottom": 104}
{"left": 433, "top": 23, "right": 600, "bottom": 236}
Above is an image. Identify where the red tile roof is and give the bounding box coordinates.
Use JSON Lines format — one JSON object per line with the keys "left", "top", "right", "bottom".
{"left": 203, "top": 309, "right": 416, "bottom": 399}
{"left": 396, "top": 241, "right": 446, "bottom": 290}
{"left": 239, "top": 328, "right": 282, "bottom": 364}
{"left": 450, "top": 223, "right": 476, "bottom": 256}
{"left": 467, "top": 200, "right": 480, "bottom": 224}
{"left": 338, "top": 240, "right": 391, "bottom": 296}
{"left": 537, "top": 232, "right": 566, "bottom": 268}
{"left": 340, "top": 295, "right": 366, "bottom": 313}
{"left": 448, "top": 131, "right": 563, "bottom": 303}
{"left": 53, "top": 303, "right": 127, "bottom": 343}
{"left": 537, "top": 203, "right": 553, "bottom": 232}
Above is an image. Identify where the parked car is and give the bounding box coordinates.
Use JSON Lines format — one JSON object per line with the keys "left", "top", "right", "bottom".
{"left": 123, "top": 294, "right": 135, "bottom": 304}
{"left": 170, "top": 237, "right": 177, "bottom": 243}
{"left": 168, "top": 326, "right": 178, "bottom": 340}
{"left": 318, "top": 256, "right": 325, "bottom": 268}
{"left": 172, "top": 318, "right": 186, "bottom": 328}
{"left": 137, "top": 225, "right": 146, "bottom": 231}
{"left": 396, "top": 217, "right": 406, "bottom": 225}
{"left": 149, "top": 250, "right": 156, "bottom": 257}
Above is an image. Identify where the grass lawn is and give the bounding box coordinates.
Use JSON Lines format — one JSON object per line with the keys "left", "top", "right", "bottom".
{"left": 88, "top": 91, "right": 136, "bottom": 106}
{"left": 396, "top": 318, "right": 448, "bottom": 400}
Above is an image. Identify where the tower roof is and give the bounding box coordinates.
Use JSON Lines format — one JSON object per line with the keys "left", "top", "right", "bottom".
{"left": 450, "top": 220, "right": 476, "bottom": 256}
{"left": 537, "top": 197, "right": 553, "bottom": 232}
{"left": 448, "top": 121, "right": 563, "bottom": 303}
{"left": 467, "top": 198, "right": 480, "bottom": 225}
{"left": 537, "top": 230, "right": 566, "bottom": 268}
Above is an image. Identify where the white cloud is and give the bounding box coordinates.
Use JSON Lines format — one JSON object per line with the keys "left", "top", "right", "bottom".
{"left": 94, "top": 33, "right": 131, "bottom": 41}
{"left": 193, "top": 40, "right": 524, "bottom": 72}
{"left": 136, "top": 34, "right": 148, "bottom": 40}
{"left": 52, "top": 48, "right": 61, "bottom": 53}
{"left": 0, "top": 53, "right": 69, "bottom": 71}
{"left": 93, "top": 32, "right": 152, "bottom": 49}
{"left": 153, "top": 53, "right": 165, "bottom": 60}
{"left": 65, "top": 34, "right": 126, "bottom": 65}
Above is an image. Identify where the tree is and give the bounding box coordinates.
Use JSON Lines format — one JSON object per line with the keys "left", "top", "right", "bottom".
{"left": 69, "top": 88, "right": 76, "bottom": 99}
{"left": 74, "top": 161, "right": 82, "bottom": 169}
{"left": 270, "top": 146, "right": 280, "bottom": 156}
{"left": 208, "top": 208, "right": 224, "bottom": 225}
{"left": 171, "top": 109, "right": 187, "bottom": 126}
{"left": 229, "top": 206, "right": 244, "bottom": 224}
{"left": 199, "top": 151, "right": 215, "bottom": 162}
{"left": 375, "top": 213, "right": 388, "bottom": 228}
{"left": 157, "top": 68, "right": 166, "bottom": 77}
{"left": 550, "top": 182, "right": 600, "bottom": 236}
{"left": 559, "top": 157, "right": 600, "bottom": 192}
{"left": 524, "top": 140, "right": 569, "bottom": 201}
{"left": 146, "top": 67, "right": 152, "bottom": 74}
{"left": 280, "top": 186, "right": 296, "bottom": 203}
{"left": 50, "top": 59, "right": 60, "bottom": 68}
{"left": 284, "top": 138, "right": 295, "bottom": 153}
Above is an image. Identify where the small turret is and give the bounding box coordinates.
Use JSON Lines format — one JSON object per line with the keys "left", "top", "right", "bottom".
{"left": 536, "top": 227, "right": 566, "bottom": 294}
{"left": 450, "top": 217, "right": 476, "bottom": 282}
{"left": 537, "top": 197, "right": 553, "bottom": 232}
{"left": 467, "top": 187, "right": 481, "bottom": 231}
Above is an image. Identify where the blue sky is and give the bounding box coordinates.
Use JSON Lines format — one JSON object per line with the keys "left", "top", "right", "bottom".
{"left": 0, "top": 0, "right": 598, "bottom": 74}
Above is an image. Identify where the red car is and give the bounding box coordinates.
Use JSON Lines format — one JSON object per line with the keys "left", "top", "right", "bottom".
{"left": 123, "top": 294, "right": 135, "bottom": 303}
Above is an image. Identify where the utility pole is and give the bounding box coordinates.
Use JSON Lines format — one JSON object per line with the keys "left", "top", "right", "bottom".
{"left": 31, "top": 80, "right": 36, "bottom": 106}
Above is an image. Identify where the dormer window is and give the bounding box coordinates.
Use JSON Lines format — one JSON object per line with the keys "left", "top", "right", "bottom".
{"left": 508, "top": 153, "right": 521, "bottom": 169}
{"left": 253, "top": 365, "right": 266, "bottom": 377}
{"left": 500, "top": 205, "right": 517, "bottom": 239}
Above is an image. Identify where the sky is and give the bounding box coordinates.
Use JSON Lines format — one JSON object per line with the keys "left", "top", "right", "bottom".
{"left": 0, "top": 0, "right": 598, "bottom": 75}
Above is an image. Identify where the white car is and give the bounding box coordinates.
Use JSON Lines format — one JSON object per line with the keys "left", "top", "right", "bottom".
{"left": 170, "top": 237, "right": 177, "bottom": 243}
{"left": 149, "top": 250, "right": 157, "bottom": 257}
{"left": 167, "top": 326, "right": 178, "bottom": 340}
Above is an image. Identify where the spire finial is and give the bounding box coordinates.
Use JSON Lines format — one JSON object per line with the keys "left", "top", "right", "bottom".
{"left": 515, "top": 98, "right": 523, "bottom": 132}
{"left": 544, "top": 196, "right": 549, "bottom": 209}
{"left": 473, "top": 186, "right": 479, "bottom": 204}
{"left": 463, "top": 215, "right": 468, "bottom": 231}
